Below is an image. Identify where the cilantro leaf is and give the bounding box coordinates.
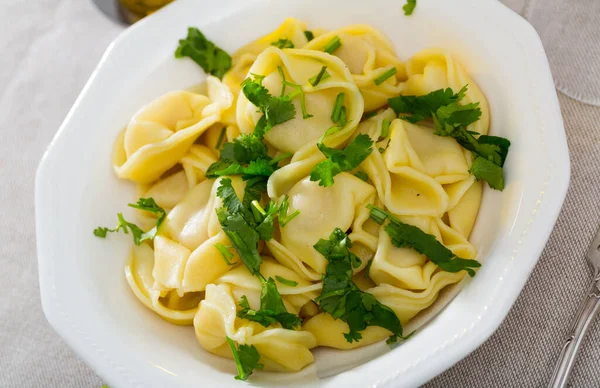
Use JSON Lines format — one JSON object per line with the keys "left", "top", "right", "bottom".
{"left": 93, "top": 198, "right": 165, "bottom": 245}
{"left": 469, "top": 156, "right": 505, "bottom": 190}
{"left": 226, "top": 336, "right": 264, "bottom": 381}
{"left": 304, "top": 30, "right": 314, "bottom": 41}
{"left": 388, "top": 86, "right": 510, "bottom": 190}
{"left": 237, "top": 278, "right": 302, "bottom": 329}
{"left": 242, "top": 76, "right": 297, "bottom": 136}
{"left": 314, "top": 228, "right": 404, "bottom": 343}
{"left": 271, "top": 38, "right": 294, "bottom": 49}
{"left": 217, "top": 208, "right": 262, "bottom": 276}
{"left": 403, "top": 0, "right": 417, "bottom": 15}
{"left": 310, "top": 134, "right": 374, "bottom": 187}
{"left": 368, "top": 205, "right": 481, "bottom": 276}
{"left": 388, "top": 87, "right": 465, "bottom": 123}
{"left": 174, "top": 27, "right": 231, "bottom": 79}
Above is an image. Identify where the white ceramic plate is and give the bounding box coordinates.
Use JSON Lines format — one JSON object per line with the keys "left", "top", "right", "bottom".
{"left": 36, "top": 0, "right": 569, "bottom": 386}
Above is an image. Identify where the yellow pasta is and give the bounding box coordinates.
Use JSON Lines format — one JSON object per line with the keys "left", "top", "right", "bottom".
{"left": 102, "top": 19, "right": 497, "bottom": 379}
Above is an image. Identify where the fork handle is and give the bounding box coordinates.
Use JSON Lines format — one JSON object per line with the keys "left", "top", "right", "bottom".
{"left": 548, "top": 274, "right": 600, "bottom": 388}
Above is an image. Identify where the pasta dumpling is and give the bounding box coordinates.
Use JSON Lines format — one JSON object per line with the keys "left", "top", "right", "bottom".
{"left": 236, "top": 47, "right": 364, "bottom": 159}
{"left": 194, "top": 284, "right": 317, "bottom": 372}
{"left": 113, "top": 76, "right": 233, "bottom": 183}
{"left": 304, "top": 25, "right": 406, "bottom": 112}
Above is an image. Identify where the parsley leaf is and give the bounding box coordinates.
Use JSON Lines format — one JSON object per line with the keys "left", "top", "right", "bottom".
{"left": 93, "top": 198, "right": 165, "bottom": 245}
{"left": 226, "top": 336, "right": 264, "bottom": 381}
{"left": 237, "top": 278, "right": 302, "bottom": 330}
{"left": 388, "top": 86, "right": 510, "bottom": 190}
{"left": 314, "top": 228, "right": 404, "bottom": 343}
{"left": 174, "top": 27, "right": 231, "bottom": 79}
{"left": 271, "top": 38, "right": 294, "bottom": 49}
{"left": 368, "top": 205, "right": 481, "bottom": 276}
{"left": 310, "top": 134, "right": 374, "bottom": 187}
{"left": 388, "top": 87, "right": 465, "bottom": 123}
{"left": 403, "top": 0, "right": 417, "bottom": 16}
{"left": 304, "top": 30, "right": 314, "bottom": 41}
{"left": 241, "top": 75, "right": 300, "bottom": 137}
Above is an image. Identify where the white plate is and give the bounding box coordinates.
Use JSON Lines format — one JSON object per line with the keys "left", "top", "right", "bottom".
{"left": 35, "top": 0, "right": 569, "bottom": 386}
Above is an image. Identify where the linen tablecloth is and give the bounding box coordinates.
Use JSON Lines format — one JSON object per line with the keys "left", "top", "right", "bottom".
{"left": 2, "top": 0, "right": 599, "bottom": 386}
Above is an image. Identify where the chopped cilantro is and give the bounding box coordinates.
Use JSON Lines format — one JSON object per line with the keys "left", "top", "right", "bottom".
{"left": 275, "top": 276, "right": 298, "bottom": 287}
{"left": 226, "top": 336, "right": 264, "bottom": 381}
{"left": 271, "top": 38, "right": 294, "bottom": 49}
{"left": 331, "top": 93, "right": 347, "bottom": 126}
{"left": 215, "top": 179, "right": 302, "bottom": 330}
{"left": 314, "top": 228, "right": 404, "bottom": 343}
{"left": 304, "top": 30, "right": 314, "bottom": 41}
{"left": 378, "top": 139, "right": 391, "bottom": 154}
{"left": 278, "top": 195, "right": 300, "bottom": 227}
{"left": 242, "top": 75, "right": 296, "bottom": 137}
{"left": 237, "top": 278, "right": 302, "bottom": 329}
{"left": 93, "top": 198, "right": 165, "bottom": 245}
{"left": 323, "top": 36, "right": 342, "bottom": 54}
{"left": 354, "top": 170, "right": 369, "bottom": 182}
{"left": 174, "top": 27, "right": 231, "bottom": 79}
{"left": 403, "top": 0, "right": 417, "bottom": 15}
{"left": 215, "top": 127, "right": 227, "bottom": 151}
{"left": 277, "top": 66, "right": 312, "bottom": 119}
{"left": 374, "top": 67, "right": 397, "bottom": 86}
{"left": 380, "top": 119, "right": 391, "bottom": 140}
{"left": 388, "top": 86, "right": 510, "bottom": 190}
{"left": 363, "top": 111, "right": 378, "bottom": 120}
{"left": 310, "top": 134, "right": 374, "bottom": 187}
{"left": 364, "top": 258, "right": 373, "bottom": 279}
{"left": 309, "top": 66, "right": 331, "bottom": 86}
{"left": 215, "top": 243, "right": 235, "bottom": 265}
{"left": 368, "top": 205, "right": 481, "bottom": 276}
{"left": 469, "top": 156, "right": 504, "bottom": 190}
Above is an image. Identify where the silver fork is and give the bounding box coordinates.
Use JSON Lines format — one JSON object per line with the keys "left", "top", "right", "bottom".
{"left": 548, "top": 226, "right": 600, "bottom": 387}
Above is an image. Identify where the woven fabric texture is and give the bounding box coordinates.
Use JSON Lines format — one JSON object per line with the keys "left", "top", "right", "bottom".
{"left": 1, "top": 0, "right": 599, "bottom": 387}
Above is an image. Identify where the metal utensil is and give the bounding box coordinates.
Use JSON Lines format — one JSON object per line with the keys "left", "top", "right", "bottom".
{"left": 548, "top": 226, "right": 600, "bottom": 387}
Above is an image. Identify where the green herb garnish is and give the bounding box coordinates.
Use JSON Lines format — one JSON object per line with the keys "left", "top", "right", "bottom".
{"left": 215, "top": 127, "right": 227, "bottom": 151}
{"left": 323, "top": 36, "right": 342, "bottom": 54}
{"left": 277, "top": 195, "right": 300, "bottom": 227}
{"left": 215, "top": 243, "right": 235, "bottom": 265}
{"left": 271, "top": 38, "right": 294, "bottom": 49}
{"left": 374, "top": 67, "right": 397, "bottom": 85}
{"left": 309, "top": 66, "right": 331, "bottom": 86}
{"left": 403, "top": 0, "right": 417, "bottom": 15}
{"left": 314, "top": 228, "right": 405, "bottom": 343}
{"left": 331, "top": 93, "right": 347, "bottom": 127}
{"left": 368, "top": 205, "right": 481, "bottom": 276}
{"left": 388, "top": 86, "right": 510, "bottom": 190}
{"left": 304, "top": 30, "right": 315, "bottom": 41}
{"left": 93, "top": 198, "right": 165, "bottom": 245}
{"left": 237, "top": 278, "right": 302, "bottom": 329}
{"left": 354, "top": 170, "right": 369, "bottom": 182}
{"left": 277, "top": 66, "right": 312, "bottom": 119}
{"left": 275, "top": 275, "right": 298, "bottom": 287}
{"left": 380, "top": 119, "right": 391, "bottom": 140}
{"left": 226, "top": 336, "right": 264, "bottom": 381}
{"left": 310, "top": 134, "right": 374, "bottom": 187}
{"left": 175, "top": 27, "right": 232, "bottom": 79}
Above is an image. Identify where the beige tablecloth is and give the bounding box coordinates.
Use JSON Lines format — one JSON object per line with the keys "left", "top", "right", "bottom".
{"left": 2, "top": 0, "right": 599, "bottom": 386}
